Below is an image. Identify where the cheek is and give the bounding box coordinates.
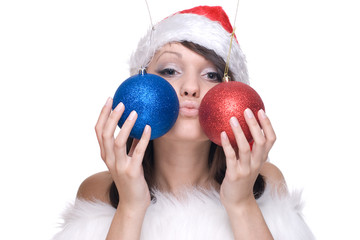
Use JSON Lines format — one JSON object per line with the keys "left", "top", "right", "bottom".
{"left": 166, "top": 81, "right": 181, "bottom": 96}
{"left": 200, "top": 82, "right": 218, "bottom": 98}
{"left": 147, "top": 67, "right": 181, "bottom": 95}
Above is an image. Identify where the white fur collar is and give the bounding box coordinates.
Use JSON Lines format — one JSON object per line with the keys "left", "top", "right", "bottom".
{"left": 53, "top": 187, "right": 315, "bottom": 240}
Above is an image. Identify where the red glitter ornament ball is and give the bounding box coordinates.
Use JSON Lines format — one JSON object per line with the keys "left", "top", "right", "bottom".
{"left": 199, "top": 81, "right": 265, "bottom": 148}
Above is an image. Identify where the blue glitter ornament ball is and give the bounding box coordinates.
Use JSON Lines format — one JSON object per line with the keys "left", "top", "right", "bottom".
{"left": 112, "top": 69, "right": 179, "bottom": 140}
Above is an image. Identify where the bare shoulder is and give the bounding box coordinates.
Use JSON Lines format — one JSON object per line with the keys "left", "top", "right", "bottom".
{"left": 77, "top": 171, "right": 113, "bottom": 203}
{"left": 260, "top": 162, "right": 287, "bottom": 193}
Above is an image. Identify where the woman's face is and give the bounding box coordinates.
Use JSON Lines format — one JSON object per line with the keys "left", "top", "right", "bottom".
{"left": 147, "top": 43, "right": 221, "bottom": 142}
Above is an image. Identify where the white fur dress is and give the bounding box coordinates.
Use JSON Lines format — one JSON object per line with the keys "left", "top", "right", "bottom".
{"left": 52, "top": 186, "right": 315, "bottom": 240}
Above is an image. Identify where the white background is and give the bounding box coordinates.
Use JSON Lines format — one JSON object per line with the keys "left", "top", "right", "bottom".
{"left": 1, "top": 0, "right": 359, "bottom": 239}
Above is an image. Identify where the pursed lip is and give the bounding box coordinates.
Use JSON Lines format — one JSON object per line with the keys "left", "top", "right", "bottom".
{"left": 179, "top": 101, "right": 200, "bottom": 117}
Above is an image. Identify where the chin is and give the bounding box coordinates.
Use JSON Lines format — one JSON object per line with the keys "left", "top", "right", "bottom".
{"left": 161, "top": 120, "right": 209, "bottom": 142}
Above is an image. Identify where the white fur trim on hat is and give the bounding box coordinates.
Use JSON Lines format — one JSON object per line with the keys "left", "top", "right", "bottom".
{"left": 130, "top": 8, "right": 249, "bottom": 84}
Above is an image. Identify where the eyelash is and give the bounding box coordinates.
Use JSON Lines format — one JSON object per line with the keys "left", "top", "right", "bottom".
{"left": 157, "top": 68, "right": 221, "bottom": 82}
{"left": 157, "top": 68, "right": 178, "bottom": 77}
{"left": 205, "top": 72, "right": 221, "bottom": 82}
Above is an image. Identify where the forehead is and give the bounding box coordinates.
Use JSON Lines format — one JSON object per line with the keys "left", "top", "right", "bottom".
{"left": 151, "top": 42, "right": 211, "bottom": 64}
{"left": 154, "top": 42, "right": 189, "bottom": 57}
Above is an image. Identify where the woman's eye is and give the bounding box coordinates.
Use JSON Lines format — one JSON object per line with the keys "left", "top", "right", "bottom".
{"left": 206, "top": 72, "right": 221, "bottom": 82}
{"left": 158, "top": 68, "right": 177, "bottom": 76}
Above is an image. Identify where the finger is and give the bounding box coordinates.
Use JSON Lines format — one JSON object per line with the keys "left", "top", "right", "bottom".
{"left": 131, "top": 125, "right": 152, "bottom": 166}
{"left": 244, "top": 108, "right": 266, "bottom": 149}
{"left": 258, "top": 109, "right": 277, "bottom": 153}
{"left": 244, "top": 108, "right": 267, "bottom": 167}
{"left": 114, "top": 110, "right": 138, "bottom": 159}
{"left": 128, "top": 138, "right": 139, "bottom": 157}
{"left": 220, "top": 131, "right": 237, "bottom": 171}
{"left": 95, "top": 97, "right": 113, "bottom": 159}
{"left": 102, "top": 102, "right": 125, "bottom": 165}
{"left": 229, "top": 116, "right": 250, "bottom": 165}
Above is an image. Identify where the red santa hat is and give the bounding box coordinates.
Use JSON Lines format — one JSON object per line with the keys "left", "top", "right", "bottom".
{"left": 130, "top": 6, "right": 249, "bottom": 84}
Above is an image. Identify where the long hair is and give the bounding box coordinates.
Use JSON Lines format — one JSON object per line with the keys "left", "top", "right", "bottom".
{"left": 109, "top": 42, "right": 265, "bottom": 208}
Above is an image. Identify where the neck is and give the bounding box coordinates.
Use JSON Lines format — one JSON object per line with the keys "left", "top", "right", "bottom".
{"left": 152, "top": 138, "right": 213, "bottom": 194}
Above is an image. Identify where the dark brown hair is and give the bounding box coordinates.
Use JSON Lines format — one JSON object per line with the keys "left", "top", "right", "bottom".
{"left": 109, "top": 41, "right": 265, "bottom": 208}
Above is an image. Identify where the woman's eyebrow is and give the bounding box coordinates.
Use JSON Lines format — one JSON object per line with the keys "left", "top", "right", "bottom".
{"left": 155, "top": 51, "right": 182, "bottom": 62}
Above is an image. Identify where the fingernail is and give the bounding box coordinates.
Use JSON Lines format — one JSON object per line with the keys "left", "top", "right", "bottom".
{"left": 128, "top": 110, "right": 137, "bottom": 120}
{"left": 245, "top": 108, "right": 254, "bottom": 119}
{"left": 221, "top": 131, "right": 228, "bottom": 140}
{"left": 114, "top": 102, "right": 124, "bottom": 112}
{"left": 105, "top": 97, "right": 112, "bottom": 106}
{"left": 259, "top": 109, "right": 267, "bottom": 119}
{"left": 230, "top": 116, "right": 239, "bottom": 127}
{"left": 144, "top": 125, "right": 150, "bottom": 134}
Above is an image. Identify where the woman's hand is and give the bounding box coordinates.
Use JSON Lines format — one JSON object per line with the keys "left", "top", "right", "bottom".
{"left": 95, "top": 97, "right": 152, "bottom": 212}
{"left": 219, "top": 108, "right": 276, "bottom": 209}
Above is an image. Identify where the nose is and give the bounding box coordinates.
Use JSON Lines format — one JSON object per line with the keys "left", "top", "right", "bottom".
{"left": 180, "top": 75, "right": 200, "bottom": 98}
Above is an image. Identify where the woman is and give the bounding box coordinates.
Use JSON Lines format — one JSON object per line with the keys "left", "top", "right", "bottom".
{"left": 53, "top": 6, "right": 314, "bottom": 240}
